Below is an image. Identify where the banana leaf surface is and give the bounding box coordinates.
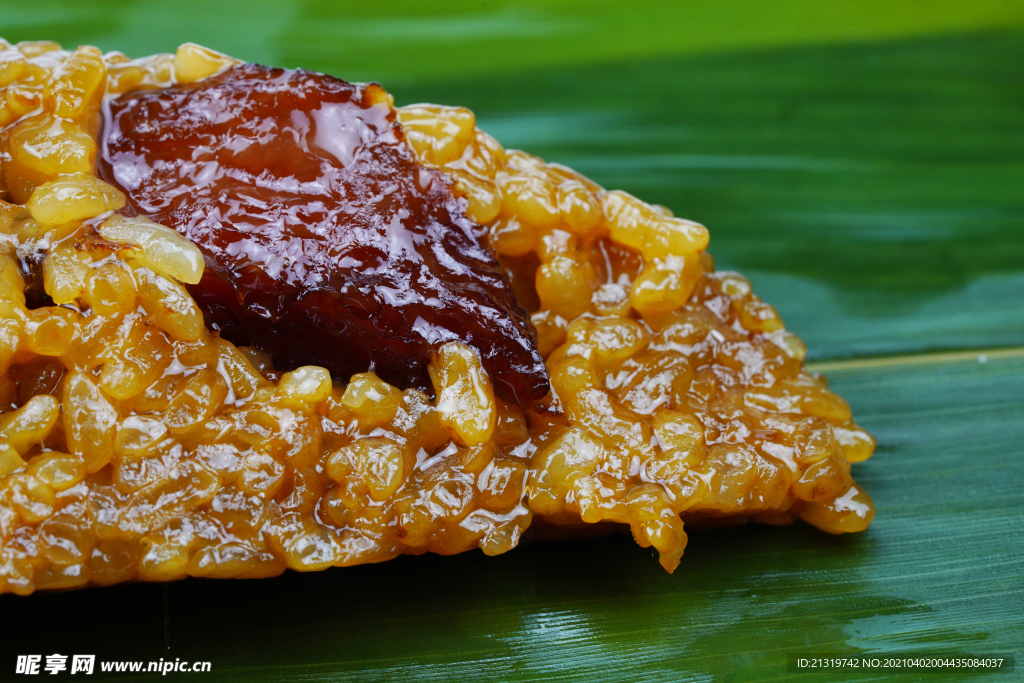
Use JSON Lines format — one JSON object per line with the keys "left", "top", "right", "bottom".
{"left": 0, "top": 1, "right": 1022, "bottom": 681}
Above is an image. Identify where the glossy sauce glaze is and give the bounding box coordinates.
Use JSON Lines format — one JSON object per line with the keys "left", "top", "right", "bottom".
{"left": 99, "top": 64, "right": 548, "bottom": 404}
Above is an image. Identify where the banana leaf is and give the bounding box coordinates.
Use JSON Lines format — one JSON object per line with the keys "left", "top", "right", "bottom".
{"left": 1, "top": 2, "right": 1022, "bottom": 681}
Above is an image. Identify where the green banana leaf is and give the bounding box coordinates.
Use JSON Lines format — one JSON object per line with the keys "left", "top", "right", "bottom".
{"left": 1, "top": 2, "right": 1022, "bottom": 681}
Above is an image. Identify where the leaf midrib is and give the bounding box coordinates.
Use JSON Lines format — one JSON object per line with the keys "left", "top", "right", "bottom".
{"left": 806, "top": 345, "right": 1024, "bottom": 372}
